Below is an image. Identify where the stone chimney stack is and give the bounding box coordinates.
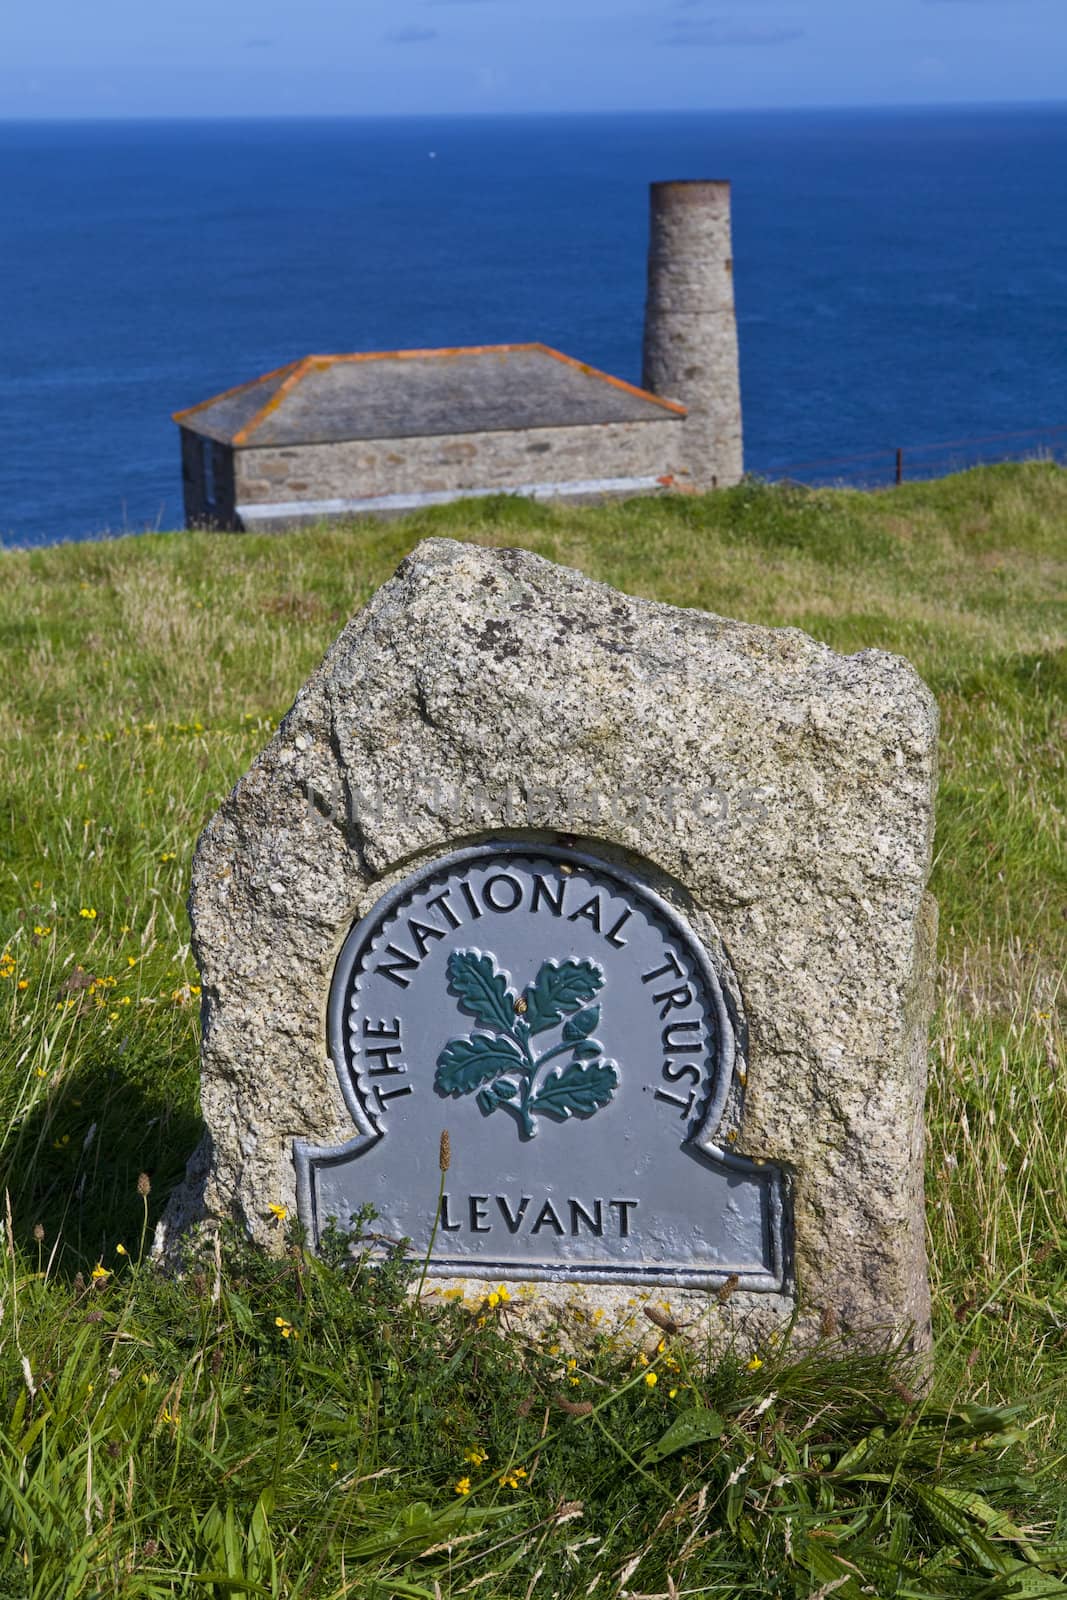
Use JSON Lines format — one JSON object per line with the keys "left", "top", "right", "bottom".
{"left": 642, "top": 180, "right": 743, "bottom": 490}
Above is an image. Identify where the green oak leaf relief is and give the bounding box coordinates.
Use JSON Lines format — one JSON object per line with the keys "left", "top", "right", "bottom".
{"left": 562, "top": 1004, "right": 600, "bottom": 1042}
{"left": 436, "top": 1032, "right": 524, "bottom": 1097}
{"left": 531, "top": 1059, "right": 619, "bottom": 1121}
{"left": 476, "top": 1079, "right": 518, "bottom": 1115}
{"left": 445, "top": 950, "right": 518, "bottom": 1033}
{"left": 522, "top": 959, "right": 604, "bottom": 1035}
{"left": 434, "top": 951, "right": 616, "bottom": 1140}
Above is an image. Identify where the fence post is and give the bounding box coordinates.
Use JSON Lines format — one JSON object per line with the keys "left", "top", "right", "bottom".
{"left": 895, "top": 448, "right": 904, "bottom": 485}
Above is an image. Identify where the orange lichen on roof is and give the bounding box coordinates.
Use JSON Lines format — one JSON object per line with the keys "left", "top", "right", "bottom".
{"left": 531, "top": 345, "right": 687, "bottom": 418}
{"left": 171, "top": 358, "right": 302, "bottom": 426}
{"left": 175, "top": 342, "right": 686, "bottom": 447}
{"left": 231, "top": 357, "right": 316, "bottom": 446}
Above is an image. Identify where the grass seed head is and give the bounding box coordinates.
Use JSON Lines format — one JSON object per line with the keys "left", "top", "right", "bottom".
{"left": 643, "top": 1305, "right": 681, "bottom": 1335}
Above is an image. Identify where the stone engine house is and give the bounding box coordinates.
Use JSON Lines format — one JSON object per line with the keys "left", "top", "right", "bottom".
{"left": 174, "top": 180, "right": 743, "bottom": 531}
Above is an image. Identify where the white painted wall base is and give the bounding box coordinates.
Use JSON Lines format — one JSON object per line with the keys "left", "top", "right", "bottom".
{"left": 236, "top": 474, "right": 665, "bottom": 525}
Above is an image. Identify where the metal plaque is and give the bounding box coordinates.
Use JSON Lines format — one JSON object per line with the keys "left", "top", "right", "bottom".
{"left": 295, "top": 845, "right": 787, "bottom": 1290}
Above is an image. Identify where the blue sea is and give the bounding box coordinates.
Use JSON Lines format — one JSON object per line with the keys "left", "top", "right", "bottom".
{"left": 2, "top": 105, "right": 1066, "bottom": 547}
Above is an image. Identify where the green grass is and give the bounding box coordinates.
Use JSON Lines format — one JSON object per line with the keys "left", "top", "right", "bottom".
{"left": 0, "top": 464, "right": 1064, "bottom": 1595}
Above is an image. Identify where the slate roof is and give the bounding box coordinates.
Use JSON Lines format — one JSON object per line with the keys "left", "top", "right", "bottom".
{"left": 173, "top": 344, "right": 686, "bottom": 447}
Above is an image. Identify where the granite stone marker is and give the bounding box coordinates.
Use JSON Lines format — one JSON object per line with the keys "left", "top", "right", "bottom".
{"left": 161, "top": 538, "right": 938, "bottom": 1351}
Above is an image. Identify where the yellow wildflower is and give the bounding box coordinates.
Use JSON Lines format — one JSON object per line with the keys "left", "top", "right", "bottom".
{"left": 33, "top": 925, "right": 51, "bottom": 937}
{"left": 116, "top": 1243, "right": 127, "bottom": 1256}
{"left": 454, "top": 1477, "right": 472, "bottom": 1496}
{"left": 160, "top": 852, "right": 177, "bottom": 863}
{"left": 268, "top": 1203, "right": 288, "bottom": 1222}
{"left": 487, "top": 1292, "right": 500, "bottom": 1309}
{"left": 91, "top": 1263, "right": 109, "bottom": 1281}
{"left": 496, "top": 1284, "right": 510, "bottom": 1302}
{"left": 274, "top": 1316, "right": 295, "bottom": 1339}
{"left": 127, "top": 956, "right": 139, "bottom": 967}
{"left": 499, "top": 1467, "right": 527, "bottom": 1489}
{"left": 18, "top": 980, "right": 28, "bottom": 992}
{"left": 464, "top": 1446, "right": 488, "bottom": 1466}
{"left": 76, "top": 762, "right": 87, "bottom": 772}
{"left": 644, "top": 1371, "right": 658, "bottom": 1389}
{"left": 329, "top": 1461, "right": 338, "bottom": 1472}
{"left": 0, "top": 953, "right": 15, "bottom": 979}
{"left": 669, "top": 1388, "right": 679, "bottom": 1399}
{"left": 79, "top": 908, "right": 97, "bottom": 920}
{"left": 747, "top": 1355, "right": 764, "bottom": 1372}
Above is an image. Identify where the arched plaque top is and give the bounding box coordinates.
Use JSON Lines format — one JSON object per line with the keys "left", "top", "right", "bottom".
{"left": 330, "top": 844, "right": 736, "bottom": 1148}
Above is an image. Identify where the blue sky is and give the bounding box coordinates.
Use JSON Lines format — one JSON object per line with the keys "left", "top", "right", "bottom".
{"left": 2, "top": 0, "right": 1065, "bottom": 118}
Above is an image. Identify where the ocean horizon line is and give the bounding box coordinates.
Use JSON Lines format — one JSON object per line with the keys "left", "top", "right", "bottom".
{"left": 2, "top": 98, "right": 1066, "bottom": 128}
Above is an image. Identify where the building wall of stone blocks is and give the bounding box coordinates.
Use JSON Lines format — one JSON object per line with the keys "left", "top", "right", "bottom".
{"left": 233, "top": 417, "right": 687, "bottom": 515}
{"left": 180, "top": 428, "right": 237, "bottom": 529}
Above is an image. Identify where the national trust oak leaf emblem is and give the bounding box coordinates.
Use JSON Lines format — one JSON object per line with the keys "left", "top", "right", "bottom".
{"left": 435, "top": 949, "right": 619, "bottom": 1139}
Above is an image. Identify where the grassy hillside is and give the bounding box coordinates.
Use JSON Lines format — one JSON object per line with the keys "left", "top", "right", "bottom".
{"left": 0, "top": 465, "right": 1064, "bottom": 1596}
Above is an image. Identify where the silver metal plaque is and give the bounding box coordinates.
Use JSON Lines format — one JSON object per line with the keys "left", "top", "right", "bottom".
{"left": 295, "top": 845, "right": 787, "bottom": 1290}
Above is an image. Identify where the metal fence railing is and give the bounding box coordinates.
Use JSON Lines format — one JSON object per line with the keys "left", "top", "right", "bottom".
{"left": 764, "top": 424, "right": 1067, "bottom": 490}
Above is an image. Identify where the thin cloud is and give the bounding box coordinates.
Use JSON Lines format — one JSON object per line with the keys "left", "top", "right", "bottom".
{"left": 385, "top": 24, "right": 440, "bottom": 42}
{"left": 660, "top": 19, "right": 804, "bottom": 46}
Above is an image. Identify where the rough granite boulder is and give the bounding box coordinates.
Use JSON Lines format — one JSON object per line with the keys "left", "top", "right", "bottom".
{"left": 160, "top": 537, "right": 938, "bottom": 1352}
